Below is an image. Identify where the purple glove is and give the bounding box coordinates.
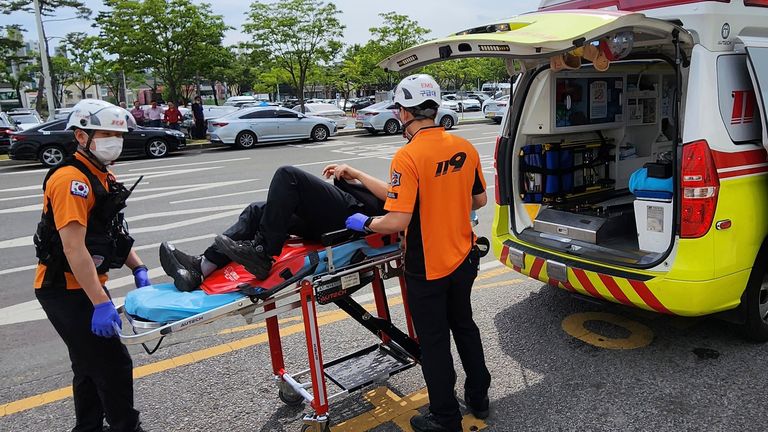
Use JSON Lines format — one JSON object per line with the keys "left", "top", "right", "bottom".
{"left": 92, "top": 301, "right": 121, "bottom": 338}
{"left": 133, "top": 265, "right": 151, "bottom": 288}
{"left": 345, "top": 213, "right": 372, "bottom": 233}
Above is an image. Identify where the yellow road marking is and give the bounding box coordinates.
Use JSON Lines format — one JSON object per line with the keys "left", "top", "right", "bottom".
{"left": 334, "top": 387, "right": 486, "bottom": 432}
{"left": 1, "top": 269, "right": 518, "bottom": 418}
{"left": 561, "top": 312, "right": 654, "bottom": 350}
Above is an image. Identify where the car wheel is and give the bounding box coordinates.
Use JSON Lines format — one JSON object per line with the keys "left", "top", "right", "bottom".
{"left": 311, "top": 125, "right": 329, "bottom": 142}
{"left": 384, "top": 119, "right": 400, "bottom": 135}
{"left": 743, "top": 255, "right": 768, "bottom": 341}
{"left": 39, "top": 145, "right": 65, "bottom": 167}
{"left": 145, "top": 138, "right": 168, "bottom": 158}
{"left": 440, "top": 116, "right": 454, "bottom": 130}
{"left": 235, "top": 131, "right": 257, "bottom": 149}
{"left": 493, "top": 118, "right": 502, "bottom": 125}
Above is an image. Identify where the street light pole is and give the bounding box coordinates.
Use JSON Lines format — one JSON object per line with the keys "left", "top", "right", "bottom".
{"left": 33, "top": 0, "right": 56, "bottom": 120}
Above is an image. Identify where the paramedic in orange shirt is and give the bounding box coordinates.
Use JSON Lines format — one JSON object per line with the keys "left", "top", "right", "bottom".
{"left": 342, "top": 74, "right": 491, "bottom": 432}
{"left": 33, "top": 99, "right": 149, "bottom": 432}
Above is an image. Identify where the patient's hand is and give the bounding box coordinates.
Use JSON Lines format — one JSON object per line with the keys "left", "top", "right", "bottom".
{"left": 323, "top": 164, "right": 360, "bottom": 181}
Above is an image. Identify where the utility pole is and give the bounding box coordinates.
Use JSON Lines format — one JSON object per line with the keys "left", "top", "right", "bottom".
{"left": 33, "top": 0, "right": 57, "bottom": 121}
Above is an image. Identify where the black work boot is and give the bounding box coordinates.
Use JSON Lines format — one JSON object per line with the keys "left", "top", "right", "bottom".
{"left": 214, "top": 234, "right": 273, "bottom": 280}
{"left": 410, "top": 412, "right": 461, "bottom": 432}
{"left": 464, "top": 393, "right": 490, "bottom": 419}
{"left": 159, "top": 242, "right": 203, "bottom": 292}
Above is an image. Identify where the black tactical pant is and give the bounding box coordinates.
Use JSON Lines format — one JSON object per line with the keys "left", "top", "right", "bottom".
{"left": 405, "top": 250, "right": 492, "bottom": 430}
{"left": 36, "top": 287, "right": 139, "bottom": 432}
{"left": 204, "top": 166, "right": 363, "bottom": 266}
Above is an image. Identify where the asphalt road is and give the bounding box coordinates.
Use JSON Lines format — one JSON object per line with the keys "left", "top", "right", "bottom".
{"left": 1, "top": 122, "right": 766, "bottom": 432}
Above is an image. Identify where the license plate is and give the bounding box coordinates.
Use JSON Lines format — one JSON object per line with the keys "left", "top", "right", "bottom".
{"left": 355, "top": 122, "right": 364, "bottom": 128}
{"left": 341, "top": 272, "right": 360, "bottom": 289}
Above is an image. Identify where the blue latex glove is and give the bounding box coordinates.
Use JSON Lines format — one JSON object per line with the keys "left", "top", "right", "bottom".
{"left": 346, "top": 213, "right": 372, "bottom": 232}
{"left": 133, "top": 265, "right": 151, "bottom": 288}
{"left": 92, "top": 301, "right": 121, "bottom": 338}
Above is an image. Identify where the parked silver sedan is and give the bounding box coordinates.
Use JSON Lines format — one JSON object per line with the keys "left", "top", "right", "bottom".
{"left": 208, "top": 106, "right": 338, "bottom": 148}
{"left": 483, "top": 95, "right": 509, "bottom": 124}
{"left": 354, "top": 101, "right": 459, "bottom": 135}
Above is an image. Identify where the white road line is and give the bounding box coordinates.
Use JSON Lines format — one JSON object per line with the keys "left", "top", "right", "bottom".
{"left": 129, "top": 179, "right": 257, "bottom": 202}
{"left": 118, "top": 166, "right": 222, "bottom": 182}
{"left": 292, "top": 156, "right": 373, "bottom": 167}
{"left": 127, "top": 205, "right": 246, "bottom": 222}
{"left": 0, "top": 184, "right": 42, "bottom": 193}
{"left": 0, "top": 193, "right": 42, "bottom": 202}
{"left": 0, "top": 209, "right": 244, "bottom": 249}
{"left": 0, "top": 234, "right": 216, "bottom": 277}
{"left": 289, "top": 140, "right": 362, "bottom": 149}
{"left": 170, "top": 188, "right": 268, "bottom": 204}
{"left": 482, "top": 131, "right": 501, "bottom": 135}
{"left": 0, "top": 167, "right": 48, "bottom": 176}
{"left": 125, "top": 157, "right": 251, "bottom": 172}
{"left": 0, "top": 203, "right": 41, "bottom": 214}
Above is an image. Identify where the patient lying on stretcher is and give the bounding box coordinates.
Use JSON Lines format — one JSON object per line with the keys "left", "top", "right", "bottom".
{"left": 160, "top": 164, "right": 386, "bottom": 292}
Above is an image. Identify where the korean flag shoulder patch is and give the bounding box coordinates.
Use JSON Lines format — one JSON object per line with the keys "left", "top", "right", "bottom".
{"left": 390, "top": 170, "right": 402, "bottom": 187}
{"left": 70, "top": 180, "right": 90, "bottom": 198}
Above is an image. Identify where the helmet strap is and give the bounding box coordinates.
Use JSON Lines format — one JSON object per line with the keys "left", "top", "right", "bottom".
{"left": 79, "top": 130, "right": 108, "bottom": 170}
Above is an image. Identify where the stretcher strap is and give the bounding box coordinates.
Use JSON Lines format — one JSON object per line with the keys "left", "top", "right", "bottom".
{"left": 237, "top": 252, "right": 320, "bottom": 298}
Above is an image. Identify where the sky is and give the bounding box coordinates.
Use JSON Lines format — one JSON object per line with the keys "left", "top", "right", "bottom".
{"left": 0, "top": 0, "right": 542, "bottom": 49}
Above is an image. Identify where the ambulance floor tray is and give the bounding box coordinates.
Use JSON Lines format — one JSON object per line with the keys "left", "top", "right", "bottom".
{"left": 324, "top": 343, "right": 415, "bottom": 393}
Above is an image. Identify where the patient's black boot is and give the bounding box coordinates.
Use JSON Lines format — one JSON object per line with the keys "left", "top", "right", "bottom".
{"left": 159, "top": 242, "right": 204, "bottom": 292}
{"left": 214, "top": 234, "right": 274, "bottom": 280}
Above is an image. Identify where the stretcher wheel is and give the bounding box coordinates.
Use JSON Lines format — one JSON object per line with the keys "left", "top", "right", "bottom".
{"left": 279, "top": 388, "right": 304, "bottom": 407}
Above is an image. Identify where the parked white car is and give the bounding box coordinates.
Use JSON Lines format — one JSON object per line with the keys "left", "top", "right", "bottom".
{"left": 208, "top": 106, "right": 337, "bottom": 148}
{"left": 8, "top": 110, "right": 44, "bottom": 130}
{"left": 293, "top": 103, "right": 348, "bottom": 128}
{"left": 440, "top": 94, "right": 481, "bottom": 112}
{"left": 354, "top": 101, "right": 459, "bottom": 135}
{"left": 482, "top": 95, "right": 510, "bottom": 124}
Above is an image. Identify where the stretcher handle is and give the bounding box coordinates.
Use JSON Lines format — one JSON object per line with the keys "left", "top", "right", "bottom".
{"left": 113, "top": 322, "right": 166, "bottom": 353}
{"left": 320, "top": 229, "right": 362, "bottom": 247}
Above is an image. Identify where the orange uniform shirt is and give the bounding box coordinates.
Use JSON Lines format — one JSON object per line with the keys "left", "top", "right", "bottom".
{"left": 34, "top": 153, "right": 111, "bottom": 289}
{"left": 384, "top": 126, "right": 486, "bottom": 280}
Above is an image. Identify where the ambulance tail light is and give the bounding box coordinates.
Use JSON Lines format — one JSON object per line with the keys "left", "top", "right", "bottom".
{"left": 494, "top": 136, "right": 501, "bottom": 204}
{"left": 681, "top": 140, "right": 719, "bottom": 238}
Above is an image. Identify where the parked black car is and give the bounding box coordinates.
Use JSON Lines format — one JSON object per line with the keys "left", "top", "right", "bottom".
{"left": 9, "top": 119, "right": 187, "bottom": 167}
{"left": 350, "top": 97, "right": 375, "bottom": 111}
{"left": 0, "top": 112, "right": 20, "bottom": 153}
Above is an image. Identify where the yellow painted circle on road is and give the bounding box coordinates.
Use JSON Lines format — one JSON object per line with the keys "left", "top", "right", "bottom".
{"left": 561, "top": 312, "right": 653, "bottom": 350}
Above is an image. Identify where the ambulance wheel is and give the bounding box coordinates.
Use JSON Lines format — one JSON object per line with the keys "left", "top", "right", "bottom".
{"left": 279, "top": 388, "right": 304, "bottom": 407}
{"left": 743, "top": 259, "right": 768, "bottom": 341}
{"left": 384, "top": 119, "right": 400, "bottom": 135}
{"left": 235, "top": 131, "right": 257, "bottom": 149}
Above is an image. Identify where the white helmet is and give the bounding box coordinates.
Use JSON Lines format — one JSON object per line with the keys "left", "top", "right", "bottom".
{"left": 66, "top": 99, "right": 135, "bottom": 133}
{"left": 394, "top": 74, "right": 441, "bottom": 108}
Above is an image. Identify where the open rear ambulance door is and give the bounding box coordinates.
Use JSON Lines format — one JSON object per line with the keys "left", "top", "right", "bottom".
{"left": 741, "top": 36, "right": 768, "bottom": 152}
{"left": 379, "top": 10, "right": 693, "bottom": 73}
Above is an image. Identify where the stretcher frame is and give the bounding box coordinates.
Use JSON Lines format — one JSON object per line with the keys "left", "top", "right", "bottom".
{"left": 116, "top": 233, "right": 419, "bottom": 431}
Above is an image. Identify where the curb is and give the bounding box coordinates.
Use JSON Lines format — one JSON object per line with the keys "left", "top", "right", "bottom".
{"left": 183, "top": 117, "right": 495, "bottom": 150}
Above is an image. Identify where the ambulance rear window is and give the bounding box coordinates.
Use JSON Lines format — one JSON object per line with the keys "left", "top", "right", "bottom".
{"left": 717, "top": 54, "right": 762, "bottom": 144}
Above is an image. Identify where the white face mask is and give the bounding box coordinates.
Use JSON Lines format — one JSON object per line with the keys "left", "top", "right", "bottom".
{"left": 91, "top": 136, "right": 124, "bottom": 164}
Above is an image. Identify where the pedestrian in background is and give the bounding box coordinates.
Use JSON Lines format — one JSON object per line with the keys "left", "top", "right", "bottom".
{"left": 191, "top": 96, "right": 205, "bottom": 139}
{"left": 119, "top": 101, "right": 127, "bottom": 109}
{"left": 130, "top": 101, "right": 145, "bottom": 126}
{"left": 163, "top": 101, "right": 181, "bottom": 130}
{"left": 146, "top": 100, "right": 162, "bottom": 127}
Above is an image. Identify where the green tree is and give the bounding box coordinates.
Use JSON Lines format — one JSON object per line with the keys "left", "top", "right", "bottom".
{"left": 50, "top": 54, "right": 76, "bottom": 103}
{"left": 59, "top": 32, "right": 101, "bottom": 99}
{"left": 243, "top": 0, "right": 344, "bottom": 109}
{"left": 0, "top": 25, "right": 30, "bottom": 106}
{"left": 96, "top": 0, "right": 229, "bottom": 104}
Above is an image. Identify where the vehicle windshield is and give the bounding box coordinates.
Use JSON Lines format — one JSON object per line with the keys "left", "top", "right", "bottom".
{"left": 0, "top": 116, "right": 9, "bottom": 127}
{"left": 367, "top": 101, "right": 392, "bottom": 110}
{"left": 10, "top": 114, "right": 38, "bottom": 124}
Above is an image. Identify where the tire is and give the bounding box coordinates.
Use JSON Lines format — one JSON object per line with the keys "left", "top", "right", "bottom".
{"left": 743, "top": 255, "right": 768, "bottom": 341}
{"left": 440, "top": 115, "right": 454, "bottom": 130}
{"left": 235, "top": 131, "right": 257, "bottom": 149}
{"left": 278, "top": 388, "right": 304, "bottom": 407}
{"left": 39, "top": 145, "right": 66, "bottom": 167}
{"left": 311, "top": 125, "right": 329, "bottom": 142}
{"left": 145, "top": 138, "right": 168, "bottom": 158}
{"left": 384, "top": 119, "right": 400, "bottom": 135}
{"left": 493, "top": 118, "right": 502, "bottom": 125}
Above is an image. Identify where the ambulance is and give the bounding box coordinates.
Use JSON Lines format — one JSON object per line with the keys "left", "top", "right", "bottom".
{"left": 380, "top": 0, "right": 768, "bottom": 340}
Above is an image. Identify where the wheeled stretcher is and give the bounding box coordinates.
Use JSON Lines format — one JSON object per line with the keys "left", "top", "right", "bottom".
{"left": 116, "top": 230, "right": 421, "bottom": 431}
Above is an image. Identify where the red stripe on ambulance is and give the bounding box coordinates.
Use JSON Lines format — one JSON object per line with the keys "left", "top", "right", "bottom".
{"left": 598, "top": 274, "right": 634, "bottom": 306}
{"left": 572, "top": 268, "right": 606, "bottom": 300}
{"left": 628, "top": 279, "right": 673, "bottom": 314}
{"left": 529, "top": 257, "right": 545, "bottom": 280}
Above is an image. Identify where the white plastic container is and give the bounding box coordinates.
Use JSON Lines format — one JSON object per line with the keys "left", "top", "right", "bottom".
{"left": 634, "top": 198, "right": 673, "bottom": 253}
